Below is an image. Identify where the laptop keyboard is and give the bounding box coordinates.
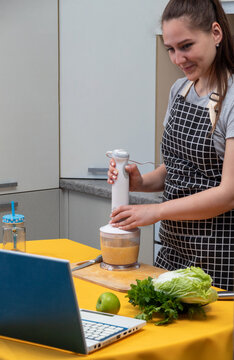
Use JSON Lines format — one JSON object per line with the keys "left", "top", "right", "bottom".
{"left": 82, "top": 319, "right": 128, "bottom": 341}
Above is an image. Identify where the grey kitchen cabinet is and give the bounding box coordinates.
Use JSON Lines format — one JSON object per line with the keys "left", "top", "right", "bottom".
{"left": 0, "top": 0, "right": 59, "bottom": 195}
{"left": 61, "top": 190, "right": 154, "bottom": 265}
{"left": 0, "top": 189, "right": 60, "bottom": 243}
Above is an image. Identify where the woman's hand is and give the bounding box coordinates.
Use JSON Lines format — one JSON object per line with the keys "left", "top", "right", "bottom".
{"left": 109, "top": 203, "right": 159, "bottom": 230}
{"left": 107, "top": 159, "right": 118, "bottom": 184}
{"left": 107, "top": 159, "right": 143, "bottom": 192}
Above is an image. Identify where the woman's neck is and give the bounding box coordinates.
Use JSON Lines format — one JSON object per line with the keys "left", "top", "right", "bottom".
{"left": 194, "top": 78, "right": 216, "bottom": 97}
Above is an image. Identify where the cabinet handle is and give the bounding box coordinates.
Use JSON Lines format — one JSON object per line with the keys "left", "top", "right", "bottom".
{"left": 0, "top": 181, "right": 18, "bottom": 189}
{"left": 0, "top": 202, "right": 18, "bottom": 210}
{"left": 88, "top": 168, "right": 108, "bottom": 174}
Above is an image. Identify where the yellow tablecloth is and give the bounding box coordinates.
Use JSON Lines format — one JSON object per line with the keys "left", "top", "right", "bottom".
{"left": 0, "top": 239, "right": 233, "bottom": 360}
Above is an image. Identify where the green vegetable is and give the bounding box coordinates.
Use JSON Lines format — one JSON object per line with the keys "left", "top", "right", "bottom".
{"left": 152, "top": 267, "right": 217, "bottom": 305}
{"left": 126, "top": 267, "right": 217, "bottom": 325}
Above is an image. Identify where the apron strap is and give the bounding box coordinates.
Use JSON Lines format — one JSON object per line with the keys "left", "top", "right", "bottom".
{"left": 207, "top": 92, "right": 219, "bottom": 127}
{"left": 180, "top": 81, "right": 194, "bottom": 98}
{"left": 180, "top": 81, "right": 219, "bottom": 127}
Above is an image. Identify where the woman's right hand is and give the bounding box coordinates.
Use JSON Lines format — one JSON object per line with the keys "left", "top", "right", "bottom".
{"left": 107, "top": 159, "right": 143, "bottom": 192}
{"left": 107, "top": 159, "right": 118, "bottom": 185}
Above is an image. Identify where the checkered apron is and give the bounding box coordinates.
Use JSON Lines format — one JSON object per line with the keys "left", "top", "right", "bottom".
{"left": 155, "top": 83, "right": 234, "bottom": 291}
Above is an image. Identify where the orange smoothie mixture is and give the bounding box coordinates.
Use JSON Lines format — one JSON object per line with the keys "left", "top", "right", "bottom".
{"left": 101, "top": 238, "right": 139, "bottom": 265}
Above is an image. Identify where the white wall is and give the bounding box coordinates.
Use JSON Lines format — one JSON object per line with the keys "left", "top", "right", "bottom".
{"left": 59, "top": 0, "right": 168, "bottom": 178}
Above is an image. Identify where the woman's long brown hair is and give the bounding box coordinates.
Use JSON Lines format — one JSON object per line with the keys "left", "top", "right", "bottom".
{"left": 161, "top": 0, "right": 234, "bottom": 128}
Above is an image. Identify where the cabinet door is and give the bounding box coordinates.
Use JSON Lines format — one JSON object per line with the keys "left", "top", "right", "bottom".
{"left": 67, "top": 190, "right": 154, "bottom": 265}
{"left": 222, "top": 2, "right": 234, "bottom": 14}
{"left": 0, "top": 189, "right": 60, "bottom": 243}
{"left": 59, "top": 0, "right": 168, "bottom": 179}
{"left": 0, "top": 0, "right": 59, "bottom": 194}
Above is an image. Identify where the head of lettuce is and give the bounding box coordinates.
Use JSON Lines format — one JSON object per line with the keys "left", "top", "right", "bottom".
{"left": 152, "top": 267, "right": 217, "bottom": 305}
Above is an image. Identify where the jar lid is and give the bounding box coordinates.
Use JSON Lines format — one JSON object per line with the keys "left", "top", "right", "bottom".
{"left": 100, "top": 223, "right": 139, "bottom": 235}
{"left": 2, "top": 213, "right": 25, "bottom": 224}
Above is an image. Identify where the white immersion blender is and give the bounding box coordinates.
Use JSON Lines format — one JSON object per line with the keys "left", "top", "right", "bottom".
{"left": 108, "top": 149, "right": 129, "bottom": 211}
{"left": 99, "top": 149, "right": 141, "bottom": 271}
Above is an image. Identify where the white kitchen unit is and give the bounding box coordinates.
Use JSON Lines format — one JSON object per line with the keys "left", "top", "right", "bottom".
{"left": 0, "top": 0, "right": 59, "bottom": 195}
{"left": 59, "top": 0, "right": 168, "bottom": 179}
{"left": 222, "top": 1, "right": 234, "bottom": 13}
{"left": 0, "top": 0, "right": 60, "bottom": 240}
{"left": 59, "top": 1, "right": 234, "bottom": 178}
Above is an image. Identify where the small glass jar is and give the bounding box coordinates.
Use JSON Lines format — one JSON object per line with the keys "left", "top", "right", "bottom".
{"left": 2, "top": 213, "right": 26, "bottom": 252}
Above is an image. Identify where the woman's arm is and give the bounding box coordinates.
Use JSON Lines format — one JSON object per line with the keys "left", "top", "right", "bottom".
{"left": 139, "top": 164, "right": 167, "bottom": 192}
{"left": 110, "top": 138, "right": 234, "bottom": 229}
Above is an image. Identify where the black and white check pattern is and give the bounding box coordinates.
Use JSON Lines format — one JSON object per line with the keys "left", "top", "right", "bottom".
{"left": 155, "top": 94, "right": 234, "bottom": 291}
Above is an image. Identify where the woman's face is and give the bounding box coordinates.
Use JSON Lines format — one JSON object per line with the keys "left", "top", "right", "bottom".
{"left": 162, "top": 17, "right": 222, "bottom": 82}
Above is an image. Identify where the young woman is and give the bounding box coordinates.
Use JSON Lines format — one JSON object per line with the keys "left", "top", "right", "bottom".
{"left": 108, "top": 0, "right": 234, "bottom": 291}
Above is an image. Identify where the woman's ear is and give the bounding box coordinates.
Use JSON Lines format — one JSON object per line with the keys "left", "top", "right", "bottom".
{"left": 212, "top": 21, "right": 223, "bottom": 45}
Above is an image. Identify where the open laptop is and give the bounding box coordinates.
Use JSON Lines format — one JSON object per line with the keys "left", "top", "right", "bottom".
{"left": 0, "top": 249, "right": 146, "bottom": 354}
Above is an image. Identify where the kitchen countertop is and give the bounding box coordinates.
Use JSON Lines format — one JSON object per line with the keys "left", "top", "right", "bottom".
{"left": 59, "top": 178, "right": 163, "bottom": 204}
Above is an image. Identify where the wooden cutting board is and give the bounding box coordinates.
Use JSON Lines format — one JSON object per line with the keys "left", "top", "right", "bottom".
{"left": 71, "top": 262, "right": 166, "bottom": 292}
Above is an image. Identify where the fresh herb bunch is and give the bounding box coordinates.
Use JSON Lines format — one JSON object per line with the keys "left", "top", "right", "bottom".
{"left": 126, "top": 277, "right": 206, "bottom": 325}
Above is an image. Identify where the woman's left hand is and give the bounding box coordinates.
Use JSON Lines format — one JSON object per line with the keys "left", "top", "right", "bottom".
{"left": 109, "top": 204, "right": 159, "bottom": 230}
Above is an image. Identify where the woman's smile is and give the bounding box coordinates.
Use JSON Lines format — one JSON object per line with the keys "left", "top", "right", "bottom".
{"left": 181, "top": 64, "right": 196, "bottom": 74}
